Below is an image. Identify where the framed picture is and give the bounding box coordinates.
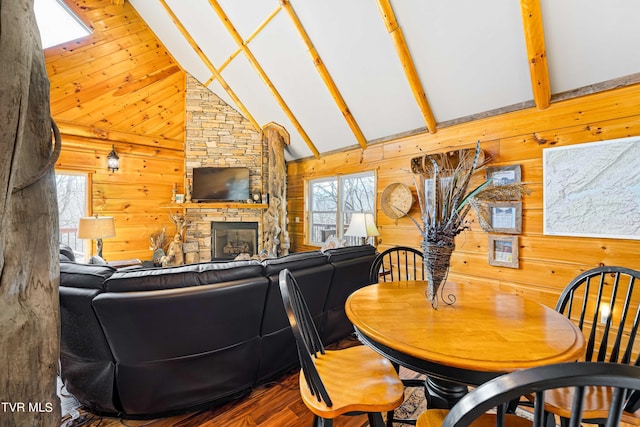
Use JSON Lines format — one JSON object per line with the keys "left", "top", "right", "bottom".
{"left": 488, "top": 234, "right": 519, "bottom": 268}
{"left": 175, "top": 193, "right": 185, "bottom": 203}
{"left": 486, "top": 165, "right": 521, "bottom": 185}
{"left": 488, "top": 201, "right": 522, "bottom": 234}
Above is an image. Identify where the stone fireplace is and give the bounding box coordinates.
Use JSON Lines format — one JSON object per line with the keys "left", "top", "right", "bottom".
{"left": 211, "top": 221, "right": 258, "bottom": 259}
{"left": 181, "top": 75, "right": 289, "bottom": 263}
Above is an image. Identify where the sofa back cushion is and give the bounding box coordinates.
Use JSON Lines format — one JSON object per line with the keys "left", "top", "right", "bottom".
{"left": 324, "top": 245, "right": 376, "bottom": 262}
{"left": 60, "top": 262, "right": 117, "bottom": 290}
{"left": 93, "top": 277, "right": 269, "bottom": 363}
{"left": 104, "top": 260, "right": 263, "bottom": 292}
{"left": 197, "top": 260, "right": 264, "bottom": 284}
{"left": 262, "top": 250, "right": 327, "bottom": 275}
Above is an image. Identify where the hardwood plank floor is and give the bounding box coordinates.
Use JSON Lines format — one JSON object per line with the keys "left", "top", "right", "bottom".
{"left": 60, "top": 368, "right": 391, "bottom": 427}
{"left": 59, "top": 337, "right": 423, "bottom": 427}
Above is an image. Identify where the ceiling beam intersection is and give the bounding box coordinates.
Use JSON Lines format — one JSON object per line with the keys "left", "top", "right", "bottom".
{"left": 375, "top": 0, "right": 436, "bottom": 134}
{"left": 281, "top": 0, "right": 368, "bottom": 150}
{"left": 218, "top": 6, "right": 282, "bottom": 75}
{"left": 158, "top": 0, "right": 261, "bottom": 131}
{"left": 208, "top": 0, "right": 320, "bottom": 159}
{"left": 520, "top": 0, "right": 551, "bottom": 109}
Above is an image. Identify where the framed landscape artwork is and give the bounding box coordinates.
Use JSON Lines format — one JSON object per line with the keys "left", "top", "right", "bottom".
{"left": 543, "top": 136, "right": 640, "bottom": 240}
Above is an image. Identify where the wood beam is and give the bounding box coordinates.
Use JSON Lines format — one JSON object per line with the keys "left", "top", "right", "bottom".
{"left": 208, "top": 0, "right": 320, "bottom": 159}
{"left": 218, "top": 6, "right": 282, "bottom": 75}
{"left": 281, "top": 0, "right": 368, "bottom": 150}
{"left": 158, "top": 0, "right": 262, "bottom": 131}
{"left": 375, "top": 0, "right": 436, "bottom": 134}
{"left": 520, "top": 0, "right": 551, "bottom": 109}
{"left": 56, "top": 120, "right": 184, "bottom": 151}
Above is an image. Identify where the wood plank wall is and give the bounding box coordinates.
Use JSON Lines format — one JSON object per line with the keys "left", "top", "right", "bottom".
{"left": 287, "top": 83, "right": 640, "bottom": 308}
{"left": 48, "top": 0, "right": 185, "bottom": 261}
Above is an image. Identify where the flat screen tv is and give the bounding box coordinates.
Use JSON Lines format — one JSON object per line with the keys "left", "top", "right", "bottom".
{"left": 191, "top": 167, "right": 250, "bottom": 202}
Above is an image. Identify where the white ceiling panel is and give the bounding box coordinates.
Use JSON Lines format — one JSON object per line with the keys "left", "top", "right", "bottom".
{"left": 163, "top": 0, "right": 238, "bottom": 69}
{"left": 220, "top": 54, "right": 314, "bottom": 159}
{"left": 393, "top": 0, "right": 532, "bottom": 123}
{"left": 129, "top": 0, "right": 211, "bottom": 82}
{"left": 130, "top": 0, "right": 640, "bottom": 159}
{"left": 289, "top": 0, "right": 425, "bottom": 141}
{"left": 249, "top": 12, "right": 359, "bottom": 153}
{"left": 542, "top": 0, "right": 640, "bottom": 94}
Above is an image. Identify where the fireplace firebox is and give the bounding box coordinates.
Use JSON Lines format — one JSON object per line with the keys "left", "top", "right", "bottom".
{"left": 211, "top": 222, "right": 258, "bottom": 260}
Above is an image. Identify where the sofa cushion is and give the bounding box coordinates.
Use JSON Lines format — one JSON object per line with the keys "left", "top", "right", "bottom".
{"left": 60, "top": 262, "right": 117, "bottom": 290}
{"left": 261, "top": 250, "right": 327, "bottom": 275}
{"left": 324, "top": 245, "right": 376, "bottom": 263}
{"left": 105, "top": 264, "right": 201, "bottom": 292}
{"left": 197, "top": 260, "right": 264, "bottom": 284}
{"left": 60, "top": 244, "right": 76, "bottom": 262}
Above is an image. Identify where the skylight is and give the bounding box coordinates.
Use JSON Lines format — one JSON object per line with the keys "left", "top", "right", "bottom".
{"left": 34, "top": 0, "right": 91, "bottom": 49}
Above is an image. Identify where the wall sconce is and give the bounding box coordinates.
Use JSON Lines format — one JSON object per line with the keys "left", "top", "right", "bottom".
{"left": 107, "top": 145, "right": 119, "bottom": 172}
{"left": 345, "top": 212, "right": 380, "bottom": 246}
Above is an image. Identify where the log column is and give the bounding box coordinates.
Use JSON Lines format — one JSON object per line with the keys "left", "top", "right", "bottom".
{"left": 263, "top": 123, "right": 290, "bottom": 257}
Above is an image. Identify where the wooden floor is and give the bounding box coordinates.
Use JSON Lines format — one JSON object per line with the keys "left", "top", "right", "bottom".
{"left": 59, "top": 337, "right": 422, "bottom": 427}
{"left": 59, "top": 367, "right": 416, "bottom": 427}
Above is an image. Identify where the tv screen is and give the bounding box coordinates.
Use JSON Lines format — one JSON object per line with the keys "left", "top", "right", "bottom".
{"left": 191, "top": 167, "right": 250, "bottom": 202}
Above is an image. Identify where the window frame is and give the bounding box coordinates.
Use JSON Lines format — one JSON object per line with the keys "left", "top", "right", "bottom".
{"left": 306, "top": 170, "right": 377, "bottom": 246}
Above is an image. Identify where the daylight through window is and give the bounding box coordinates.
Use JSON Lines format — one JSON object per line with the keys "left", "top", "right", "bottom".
{"left": 34, "top": 0, "right": 91, "bottom": 49}
{"left": 56, "top": 172, "right": 88, "bottom": 262}
{"left": 308, "top": 171, "right": 376, "bottom": 246}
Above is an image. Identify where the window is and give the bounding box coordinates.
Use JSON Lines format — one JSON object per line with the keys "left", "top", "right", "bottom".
{"left": 34, "top": 0, "right": 92, "bottom": 49}
{"left": 56, "top": 172, "right": 88, "bottom": 261}
{"left": 308, "top": 171, "right": 376, "bottom": 246}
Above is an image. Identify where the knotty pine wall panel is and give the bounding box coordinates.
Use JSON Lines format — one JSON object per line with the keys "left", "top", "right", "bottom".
{"left": 288, "top": 83, "right": 640, "bottom": 306}
{"left": 49, "top": 0, "right": 185, "bottom": 261}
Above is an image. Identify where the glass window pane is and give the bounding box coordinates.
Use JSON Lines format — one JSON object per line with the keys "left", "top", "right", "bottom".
{"left": 309, "top": 178, "right": 337, "bottom": 245}
{"left": 56, "top": 173, "right": 88, "bottom": 261}
{"left": 308, "top": 171, "right": 375, "bottom": 246}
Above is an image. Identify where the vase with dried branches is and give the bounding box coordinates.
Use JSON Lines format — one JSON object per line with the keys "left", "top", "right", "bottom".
{"left": 410, "top": 141, "right": 530, "bottom": 308}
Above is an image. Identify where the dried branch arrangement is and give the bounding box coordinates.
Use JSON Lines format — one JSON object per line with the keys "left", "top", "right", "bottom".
{"left": 149, "top": 227, "right": 168, "bottom": 251}
{"left": 410, "top": 141, "right": 531, "bottom": 245}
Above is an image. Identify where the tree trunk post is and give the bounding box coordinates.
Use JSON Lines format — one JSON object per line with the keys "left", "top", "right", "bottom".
{"left": 0, "top": 1, "right": 61, "bottom": 426}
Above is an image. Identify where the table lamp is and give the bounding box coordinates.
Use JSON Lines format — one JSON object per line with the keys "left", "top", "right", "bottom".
{"left": 77, "top": 215, "right": 116, "bottom": 259}
{"left": 345, "top": 213, "right": 380, "bottom": 245}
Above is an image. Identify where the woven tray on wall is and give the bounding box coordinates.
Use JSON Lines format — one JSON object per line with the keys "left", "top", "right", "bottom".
{"left": 381, "top": 183, "right": 413, "bottom": 219}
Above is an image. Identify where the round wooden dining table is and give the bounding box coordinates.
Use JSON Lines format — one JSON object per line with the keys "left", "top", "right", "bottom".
{"left": 345, "top": 280, "right": 586, "bottom": 407}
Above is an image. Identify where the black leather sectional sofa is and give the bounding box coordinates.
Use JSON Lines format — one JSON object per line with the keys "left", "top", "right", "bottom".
{"left": 59, "top": 245, "right": 376, "bottom": 418}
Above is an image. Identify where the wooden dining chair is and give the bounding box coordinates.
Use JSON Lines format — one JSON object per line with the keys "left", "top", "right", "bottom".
{"left": 415, "top": 362, "right": 640, "bottom": 427}
{"left": 370, "top": 246, "right": 431, "bottom": 425}
{"left": 542, "top": 266, "right": 640, "bottom": 426}
{"left": 369, "top": 246, "right": 425, "bottom": 284}
{"left": 278, "top": 269, "right": 404, "bottom": 427}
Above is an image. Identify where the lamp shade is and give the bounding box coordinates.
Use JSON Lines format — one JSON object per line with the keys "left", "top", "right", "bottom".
{"left": 345, "top": 213, "right": 380, "bottom": 238}
{"left": 77, "top": 216, "right": 116, "bottom": 239}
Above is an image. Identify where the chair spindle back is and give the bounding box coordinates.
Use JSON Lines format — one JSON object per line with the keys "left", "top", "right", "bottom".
{"left": 279, "top": 268, "right": 332, "bottom": 406}
{"left": 555, "top": 266, "right": 640, "bottom": 364}
{"left": 370, "top": 246, "right": 425, "bottom": 284}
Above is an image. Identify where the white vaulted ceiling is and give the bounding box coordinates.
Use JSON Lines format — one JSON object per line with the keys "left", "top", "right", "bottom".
{"left": 129, "top": 0, "right": 640, "bottom": 160}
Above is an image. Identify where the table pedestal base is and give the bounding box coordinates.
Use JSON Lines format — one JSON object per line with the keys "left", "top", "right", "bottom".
{"left": 426, "top": 378, "right": 468, "bottom": 409}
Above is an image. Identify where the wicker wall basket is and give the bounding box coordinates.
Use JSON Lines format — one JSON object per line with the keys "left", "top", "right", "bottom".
{"left": 381, "top": 183, "right": 413, "bottom": 219}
